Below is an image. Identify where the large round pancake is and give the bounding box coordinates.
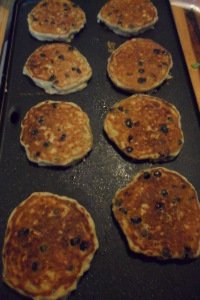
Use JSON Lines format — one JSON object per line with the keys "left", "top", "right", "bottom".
{"left": 23, "top": 43, "right": 92, "bottom": 95}
{"left": 28, "top": 0, "right": 86, "bottom": 42}
{"left": 97, "top": 0, "right": 158, "bottom": 36}
{"left": 107, "top": 38, "right": 173, "bottom": 92}
{"left": 20, "top": 100, "right": 93, "bottom": 166}
{"left": 112, "top": 167, "right": 200, "bottom": 259}
{"left": 2, "top": 192, "right": 99, "bottom": 299}
{"left": 104, "top": 94, "right": 184, "bottom": 162}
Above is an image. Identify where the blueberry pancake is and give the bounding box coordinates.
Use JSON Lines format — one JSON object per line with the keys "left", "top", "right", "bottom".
{"left": 107, "top": 38, "right": 173, "bottom": 92}
{"left": 97, "top": 0, "right": 158, "bottom": 36}
{"left": 2, "top": 192, "right": 99, "bottom": 299}
{"left": 112, "top": 167, "right": 200, "bottom": 260}
{"left": 104, "top": 94, "right": 184, "bottom": 162}
{"left": 23, "top": 43, "right": 92, "bottom": 95}
{"left": 20, "top": 100, "right": 93, "bottom": 166}
{"left": 28, "top": 0, "right": 86, "bottom": 42}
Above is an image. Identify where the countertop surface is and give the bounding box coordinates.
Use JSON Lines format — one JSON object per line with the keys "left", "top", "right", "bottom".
{"left": 0, "top": 0, "right": 200, "bottom": 109}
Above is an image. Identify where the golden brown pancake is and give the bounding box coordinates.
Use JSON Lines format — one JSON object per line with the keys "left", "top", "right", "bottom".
{"left": 2, "top": 192, "right": 99, "bottom": 299}
{"left": 112, "top": 167, "right": 200, "bottom": 259}
{"left": 107, "top": 38, "right": 173, "bottom": 92}
{"left": 104, "top": 94, "right": 184, "bottom": 162}
{"left": 28, "top": 0, "right": 86, "bottom": 42}
{"left": 97, "top": 0, "right": 158, "bottom": 36}
{"left": 20, "top": 100, "right": 93, "bottom": 166}
{"left": 23, "top": 43, "right": 92, "bottom": 95}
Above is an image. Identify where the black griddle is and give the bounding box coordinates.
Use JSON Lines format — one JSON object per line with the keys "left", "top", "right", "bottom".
{"left": 0, "top": 1, "right": 200, "bottom": 299}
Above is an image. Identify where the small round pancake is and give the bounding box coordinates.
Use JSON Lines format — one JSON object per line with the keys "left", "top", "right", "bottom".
{"left": 23, "top": 43, "right": 92, "bottom": 95}
{"left": 112, "top": 167, "right": 200, "bottom": 260}
{"left": 28, "top": 0, "right": 86, "bottom": 42}
{"left": 107, "top": 38, "right": 173, "bottom": 92}
{"left": 97, "top": 0, "right": 158, "bottom": 36}
{"left": 2, "top": 192, "right": 99, "bottom": 299}
{"left": 104, "top": 94, "right": 184, "bottom": 162}
{"left": 20, "top": 100, "right": 93, "bottom": 166}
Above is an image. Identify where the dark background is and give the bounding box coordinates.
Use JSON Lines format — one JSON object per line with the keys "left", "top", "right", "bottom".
{"left": 0, "top": 0, "right": 200, "bottom": 299}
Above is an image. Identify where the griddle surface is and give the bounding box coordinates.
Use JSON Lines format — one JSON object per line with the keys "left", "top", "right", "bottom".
{"left": 0, "top": 1, "right": 200, "bottom": 299}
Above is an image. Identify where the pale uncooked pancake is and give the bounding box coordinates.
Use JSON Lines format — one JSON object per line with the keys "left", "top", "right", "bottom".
{"left": 104, "top": 94, "right": 184, "bottom": 162}
{"left": 113, "top": 167, "right": 200, "bottom": 259}
{"left": 2, "top": 192, "right": 99, "bottom": 299}
{"left": 28, "top": 0, "right": 86, "bottom": 42}
{"left": 97, "top": 0, "right": 158, "bottom": 36}
{"left": 107, "top": 38, "right": 173, "bottom": 92}
{"left": 23, "top": 43, "right": 92, "bottom": 95}
{"left": 20, "top": 100, "right": 93, "bottom": 166}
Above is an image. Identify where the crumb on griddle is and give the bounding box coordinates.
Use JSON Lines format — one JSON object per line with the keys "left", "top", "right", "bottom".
{"left": 107, "top": 41, "right": 116, "bottom": 53}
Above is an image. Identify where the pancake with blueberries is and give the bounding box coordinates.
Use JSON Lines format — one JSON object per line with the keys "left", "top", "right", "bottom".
{"left": 107, "top": 38, "right": 173, "bottom": 93}
{"left": 97, "top": 0, "right": 158, "bottom": 36}
{"left": 20, "top": 100, "right": 93, "bottom": 166}
{"left": 2, "top": 192, "right": 99, "bottom": 299}
{"left": 104, "top": 94, "right": 184, "bottom": 162}
{"left": 23, "top": 43, "right": 92, "bottom": 95}
{"left": 28, "top": 0, "right": 86, "bottom": 42}
{"left": 112, "top": 167, "right": 200, "bottom": 260}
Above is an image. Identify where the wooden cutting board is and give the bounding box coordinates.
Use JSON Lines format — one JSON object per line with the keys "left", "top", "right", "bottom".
{"left": 0, "top": 1, "right": 200, "bottom": 109}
